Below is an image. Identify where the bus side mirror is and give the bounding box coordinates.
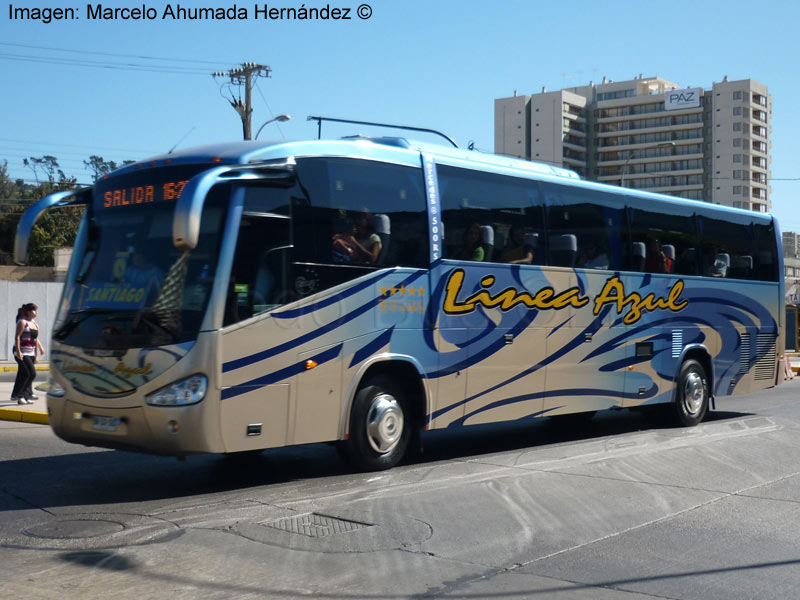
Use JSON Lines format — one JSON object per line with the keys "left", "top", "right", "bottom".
{"left": 173, "top": 162, "right": 295, "bottom": 251}
{"left": 14, "top": 189, "right": 90, "bottom": 265}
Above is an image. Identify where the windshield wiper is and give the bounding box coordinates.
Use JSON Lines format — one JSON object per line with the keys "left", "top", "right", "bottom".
{"left": 54, "top": 308, "right": 120, "bottom": 340}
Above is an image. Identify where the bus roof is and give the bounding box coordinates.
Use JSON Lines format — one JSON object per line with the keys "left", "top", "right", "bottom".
{"left": 113, "top": 137, "right": 776, "bottom": 225}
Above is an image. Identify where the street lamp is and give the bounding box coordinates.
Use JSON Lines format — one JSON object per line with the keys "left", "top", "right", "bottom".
{"left": 254, "top": 114, "right": 291, "bottom": 140}
{"left": 620, "top": 141, "right": 675, "bottom": 188}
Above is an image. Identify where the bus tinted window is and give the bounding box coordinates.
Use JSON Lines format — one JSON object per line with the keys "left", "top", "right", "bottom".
{"left": 697, "top": 214, "right": 755, "bottom": 280}
{"left": 628, "top": 207, "right": 699, "bottom": 276}
{"left": 754, "top": 221, "right": 779, "bottom": 282}
{"left": 541, "top": 183, "right": 624, "bottom": 270}
{"left": 294, "top": 158, "right": 427, "bottom": 268}
{"left": 437, "top": 165, "right": 544, "bottom": 265}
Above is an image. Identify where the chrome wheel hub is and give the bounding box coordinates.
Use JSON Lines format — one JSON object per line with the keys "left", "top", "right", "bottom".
{"left": 683, "top": 371, "right": 705, "bottom": 415}
{"left": 366, "top": 394, "right": 403, "bottom": 454}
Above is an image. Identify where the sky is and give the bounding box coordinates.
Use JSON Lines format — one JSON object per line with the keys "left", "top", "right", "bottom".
{"left": 2, "top": 0, "right": 799, "bottom": 232}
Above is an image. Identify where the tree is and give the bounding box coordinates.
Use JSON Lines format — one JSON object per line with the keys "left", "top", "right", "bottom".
{"left": 24, "top": 155, "right": 59, "bottom": 186}
{"left": 84, "top": 155, "right": 118, "bottom": 182}
{"left": 2, "top": 152, "right": 133, "bottom": 266}
{"left": 0, "top": 155, "right": 81, "bottom": 266}
{"left": 0, "top": 160, "right": 19, "bottom": 203}
{"left": 84, "top": 156, "right": 136, "bottom": 181}
{"left": 26, "top": 204, "right": 85, "bottom": 266}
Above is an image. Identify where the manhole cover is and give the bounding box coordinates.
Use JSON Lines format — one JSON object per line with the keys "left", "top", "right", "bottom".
{"left": 24, "top": 519, "right": 125, "bottom": 539}
{"left": 263, "top": 513, "right": 371, "bottom": 538}
{"left": 234, "top": 508, "right": 431, "bottom": 553}
{"left": 3, "top": 513, "right": 181, "bottom": 550}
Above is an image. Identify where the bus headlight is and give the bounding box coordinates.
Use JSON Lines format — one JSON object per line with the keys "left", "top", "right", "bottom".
{"left": 47, "top": 378, "right": 66, "bottom": 398}
{"left": 146, "top": 374, "right": 208, "bottom": 407}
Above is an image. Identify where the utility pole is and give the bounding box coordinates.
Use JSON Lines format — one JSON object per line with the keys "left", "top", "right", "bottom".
{"left": 212, "top": 62, "right": 271, "bottom": 140}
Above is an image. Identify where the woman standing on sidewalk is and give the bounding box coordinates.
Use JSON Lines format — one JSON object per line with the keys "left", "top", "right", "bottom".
{"left": 11, "top": 303, "right": 44, "bottom": 405}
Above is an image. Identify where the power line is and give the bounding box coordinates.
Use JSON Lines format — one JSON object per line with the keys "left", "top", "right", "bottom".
{"left": 254, "top": 81, "right": 287, "bottom": 140}
{"left": 0, "top": 52, "right": 212, "bottom": 75}
{"left": 0, "top": 137, "right": 157, "bottom": 154}
{"left": 0, "top": 41, "right": 231, "bottom": 66}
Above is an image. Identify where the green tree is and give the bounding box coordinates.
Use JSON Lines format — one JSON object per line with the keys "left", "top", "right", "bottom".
{"left": 0, "top": 160, "right": 19, "bottom": 204}
{"left": 0, "top": 156, "right": 83, "bottom": 266}
{"left": 26, "top": 204, "right": 85, "bottom": 266}
{"left": 84, "top": 155, "right": 118, "bottom": 182}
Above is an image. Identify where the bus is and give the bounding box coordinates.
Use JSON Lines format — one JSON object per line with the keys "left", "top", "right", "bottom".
{"left": 15, "top": 135, "right": 785, "bottom": 470}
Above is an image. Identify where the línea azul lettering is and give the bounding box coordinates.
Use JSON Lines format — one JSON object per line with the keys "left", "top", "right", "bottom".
{"left": 443, "top": 269, "right": 589, "bottom": 315}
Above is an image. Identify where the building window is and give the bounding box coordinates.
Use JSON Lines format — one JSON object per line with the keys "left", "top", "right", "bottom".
{"left": 733, "top": 122, "right": 742, "bottom": 131}
{"left": 733, "top": 186, "right": 742, "bottom": 194}
{"left": 733, "top": 138, "right": 742, "bottom": 147}
{"left": 733, "top": 107, "right": 742, "bottom": 116}
{"left": 733, "top": 154, "right": 742, "bottom": 163}
{"left": 733, "top": 91, "right": 743, "bottom": 100}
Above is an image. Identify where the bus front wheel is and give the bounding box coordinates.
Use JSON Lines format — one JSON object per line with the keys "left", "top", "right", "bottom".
{"left": 674, "top": 359, "right": 709, "bottom": 427}
{"left": 346, "top": 376, "right": 411, "bottom": 471}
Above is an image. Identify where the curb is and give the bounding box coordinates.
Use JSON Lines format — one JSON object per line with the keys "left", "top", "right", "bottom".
{"left": 0, "top": 365, "right": 50, "bottom": 373}
{"left": 0, "top": 407, "right": 49, "bottom": 425}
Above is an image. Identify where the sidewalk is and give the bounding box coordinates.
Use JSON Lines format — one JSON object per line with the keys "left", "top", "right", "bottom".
{"left": 0, "top": 361, "right": 50, "bottom": 424}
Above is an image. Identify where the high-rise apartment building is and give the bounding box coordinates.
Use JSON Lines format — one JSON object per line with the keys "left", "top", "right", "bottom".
{"left": 784, "top": 232, "right": 800, "bottom": 258}
{"left": 495, "top": 75, "right": 772, "bottom": 213}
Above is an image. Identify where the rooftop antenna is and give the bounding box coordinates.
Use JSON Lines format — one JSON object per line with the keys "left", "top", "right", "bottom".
{"left": 168, "top": 126, "right": 196, "bottom": 154}
{"left": 306, "top": 116, "right": 458, "bottom": 148}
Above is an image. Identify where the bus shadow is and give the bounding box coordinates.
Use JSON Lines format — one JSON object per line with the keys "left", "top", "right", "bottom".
{"left": 405, "top": 407, "right": 755, "bottom": 465}
{"left": 0, "top": 408, "right": 753, "bottom": 512}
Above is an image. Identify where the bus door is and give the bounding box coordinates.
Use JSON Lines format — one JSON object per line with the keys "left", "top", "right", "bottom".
{"left": 219, "top": 185, "right": 298, "bottom": 452}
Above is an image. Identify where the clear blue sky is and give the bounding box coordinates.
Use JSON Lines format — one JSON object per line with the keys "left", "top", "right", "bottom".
{"left": 2, "top": 0, "right": 799, "bottom": 232}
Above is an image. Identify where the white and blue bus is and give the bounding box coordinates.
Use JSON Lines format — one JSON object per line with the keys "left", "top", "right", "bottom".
{"left": 15, "top": 135, "right": 785, "bottom": 470}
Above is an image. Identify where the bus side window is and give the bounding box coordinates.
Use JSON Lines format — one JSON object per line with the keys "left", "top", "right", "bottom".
{"left": 437, "top": 164, "right": 544, "bottom": 265}
{"left": 697, "top": 213, "right": 757, "bottom": 281}
{"left": 754, "top": 222, "right": 779, "bottom": 282}
{"left": 294, "top": 157, "right": 427, "bottom": 272}
{"left": 627, "top": 206, "right": 698, "bottom": 276}
{"left": 543, "top": 184, "right": 622, "bottom": 271}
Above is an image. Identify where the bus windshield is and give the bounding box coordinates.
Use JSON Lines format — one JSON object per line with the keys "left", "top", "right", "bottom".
{"left": 54, "top": 165, "right": 228, "bottom": 349}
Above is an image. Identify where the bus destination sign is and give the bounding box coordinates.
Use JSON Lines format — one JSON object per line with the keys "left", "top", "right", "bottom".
{"left": 101, "top": 179, "right": 188, "bottom": 208}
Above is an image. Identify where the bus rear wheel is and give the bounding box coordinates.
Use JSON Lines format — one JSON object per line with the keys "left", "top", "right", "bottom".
{"left": 346, "top": 376, "right": 411, "bottom": 471}
{"left": 674, "top": 359, "right": 709, "bottom": 427}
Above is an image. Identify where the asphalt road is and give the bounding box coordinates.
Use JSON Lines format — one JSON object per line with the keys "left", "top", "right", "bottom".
{"left": 1, "top": 380, "right": 800, "bottom": 599}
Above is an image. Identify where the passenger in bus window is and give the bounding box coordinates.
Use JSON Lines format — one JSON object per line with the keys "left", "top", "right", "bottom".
{"left": 455, "top": 222, "right": 485, "bottom": 261}
{"left": 332, "top": 217, "right": 358, "bottom": 263}
{"left": 581, "top": 239, "right": 610, "bottom": 269}
{"left": 332, "top": 211, "right": 382, "bottom": 264}
{"left": 353, "top": 211, "right": 382, "bottom": 263}
{"left": 645, "top": 239, "right": 673, "bottom": 274}
{"left": 125, "top": 251, "right": 164, "bottom": 304}
{"left": 499, "top": 226, "right": 534, "bottom": 264}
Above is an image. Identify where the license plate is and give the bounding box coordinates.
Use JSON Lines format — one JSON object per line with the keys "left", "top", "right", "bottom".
{"left": 92, "top": 416, "right": 119, "bottom": 432}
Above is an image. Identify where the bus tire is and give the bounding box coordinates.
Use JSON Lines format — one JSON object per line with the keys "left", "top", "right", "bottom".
{"left": 346, "top": 375, "right": 410, "bottom": 471}
{"left": 674, "top": 359, "right": 709, "bottom": 427}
